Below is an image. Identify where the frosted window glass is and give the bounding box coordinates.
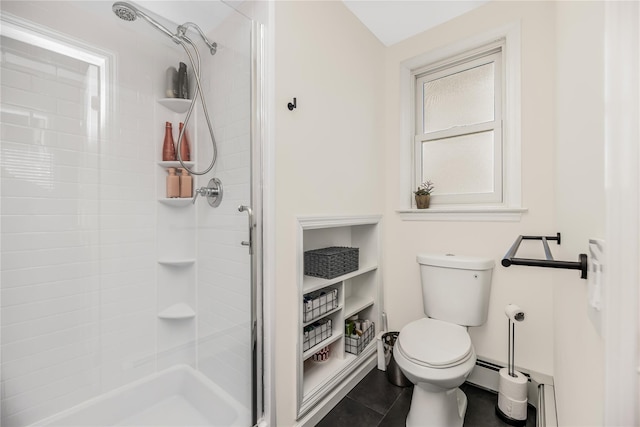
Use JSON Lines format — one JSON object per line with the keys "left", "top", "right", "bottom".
{"left": 423, "top": 63, "right": 494, "bottom": 133}
{"left": 422, "top": 131, "right": 494, "bottom": 195}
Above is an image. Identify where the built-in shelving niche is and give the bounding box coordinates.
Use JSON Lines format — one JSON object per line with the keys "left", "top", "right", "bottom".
{"left": 296, "top": 215, "right": 382, "bottom": 419}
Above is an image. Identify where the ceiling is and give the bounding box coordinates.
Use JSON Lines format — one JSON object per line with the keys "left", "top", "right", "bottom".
{"left": 342, "top": 0, "right": 490, "bottom": 46}
{"left": 97, "top": 0, "right": 489, "bottom": 48}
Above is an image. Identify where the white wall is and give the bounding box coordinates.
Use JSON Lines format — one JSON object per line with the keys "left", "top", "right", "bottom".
{"left": 383, "top": 1, "right": 557, "bottom": 375}
{"left": 272, "top": 1, "right": 385, "bottom": 424}
{"left": 554, "top": 2, "right": 605, "bottom": 425}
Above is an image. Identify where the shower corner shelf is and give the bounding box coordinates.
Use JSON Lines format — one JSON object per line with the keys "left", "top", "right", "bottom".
{"left": 158, "top": 161, "right": 195, "bottom": 168}
{"left": 158, "top": 258, "right": 196, "bottom": 267}
{"left": 158, "top": 303, "right": 196, "bottom": 319}
{"left": 157, "top": 98, "right": 192, "bottom": 114}
{"left": 158, "top": 198, "right": 193, "bottom": 207}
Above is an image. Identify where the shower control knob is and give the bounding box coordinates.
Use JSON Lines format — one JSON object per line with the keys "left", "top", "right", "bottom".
{"left": 191, "top": 178, "right": 223, "bottom": 207}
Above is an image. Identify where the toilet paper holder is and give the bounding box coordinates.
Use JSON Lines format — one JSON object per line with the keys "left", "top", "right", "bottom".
{"left": 502, "top": 233, "right": 588, "bottom": 279}
{"left": 497, "top": 304, "right": 529, "bottom": 425}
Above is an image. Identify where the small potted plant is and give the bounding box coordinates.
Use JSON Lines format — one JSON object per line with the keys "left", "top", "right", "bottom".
{"left": 414, "top": 180, "right": 435, "bottom": 209}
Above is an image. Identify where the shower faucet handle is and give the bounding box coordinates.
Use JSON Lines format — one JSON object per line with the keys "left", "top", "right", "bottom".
{"left": 192, "top": 178, "right": 223, "bottom": 207}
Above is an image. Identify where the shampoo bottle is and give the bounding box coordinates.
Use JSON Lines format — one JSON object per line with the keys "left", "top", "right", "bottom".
{"left": 178, "top": 122, "right": 191, "bottom": 162}
{"left": 162, "top": 122, "right": 176, "bottom": 161}
{"left": 165, "top": 66, "right": 178, "bottom": 98}
{"left": 166, "top": 167, "right": 180, "bottom": 198}
{"left": 179, "top": 169, "right": 192, "bottom": 198}
{"left": 178, "top": 62, "right": 189, "bottom": 99}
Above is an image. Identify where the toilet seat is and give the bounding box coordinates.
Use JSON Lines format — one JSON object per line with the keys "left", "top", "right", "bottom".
{"left": 397, "top": 318, "right": 472, "bottom": 369}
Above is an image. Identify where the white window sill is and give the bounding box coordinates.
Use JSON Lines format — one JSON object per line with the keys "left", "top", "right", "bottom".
{"left": 396, "top": 206, "right": 528, "bottom": 222}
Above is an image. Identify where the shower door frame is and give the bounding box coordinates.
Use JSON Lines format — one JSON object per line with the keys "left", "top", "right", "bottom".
{"left": 250, "top": 19, "right": 265, "bottom": 427}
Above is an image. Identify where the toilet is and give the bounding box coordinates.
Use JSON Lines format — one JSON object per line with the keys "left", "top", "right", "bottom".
{"left": 393, "top": 254, "right": 494, "bottom": 427}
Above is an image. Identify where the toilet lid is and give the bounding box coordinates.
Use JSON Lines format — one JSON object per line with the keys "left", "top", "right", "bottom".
{"left": 397, "top": 318, "right": 472, "bottom": 368}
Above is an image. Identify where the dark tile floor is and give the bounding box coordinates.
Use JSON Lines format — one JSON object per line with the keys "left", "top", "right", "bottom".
{"left": 316, "top": 367, "right": 536, "bottom": 427}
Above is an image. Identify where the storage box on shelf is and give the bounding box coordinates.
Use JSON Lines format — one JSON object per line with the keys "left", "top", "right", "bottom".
{"left": 302, "top": 308, "right": 342, "bottom": 361}
{"left": 304, "top": 246, "right": 359, "bottom": 279}
{"left": 303, "top": 287, "right": 339, "bottom": 323}
{"left": 344, "top": 320, "right": 375, "bottom": 355}
{"left": 303, "top": 318, "right": 332, "bottom": 352}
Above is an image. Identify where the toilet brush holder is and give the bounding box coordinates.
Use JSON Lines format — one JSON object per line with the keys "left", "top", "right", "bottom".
{"left": 496, "top": 367, "right": 528, "bottom": 426}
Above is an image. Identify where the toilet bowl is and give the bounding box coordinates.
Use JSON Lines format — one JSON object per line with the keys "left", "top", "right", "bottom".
{"left": 395, "top": 254, "right": 494, "bottom": 427}
{"left": 394, "top": 318, "right": 476, "bottom": 427}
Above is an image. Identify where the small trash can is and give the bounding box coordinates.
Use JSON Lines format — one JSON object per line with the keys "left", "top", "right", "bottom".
{"left": 382, "top": 332, "right": 412, "bottom": 387}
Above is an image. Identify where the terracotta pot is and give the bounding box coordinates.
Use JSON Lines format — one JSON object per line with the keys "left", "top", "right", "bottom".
{"left": 415, "top": 194, "right": 431, "bottom": 209}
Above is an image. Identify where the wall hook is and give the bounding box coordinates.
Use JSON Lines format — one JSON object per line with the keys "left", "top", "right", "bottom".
{"left": 287, "top": 97, "right": 297, "bottom": 111}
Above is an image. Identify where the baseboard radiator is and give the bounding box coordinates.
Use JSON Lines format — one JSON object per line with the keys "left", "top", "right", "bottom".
{"left": 468, "top": 358, "right": 558, "bottom": 427}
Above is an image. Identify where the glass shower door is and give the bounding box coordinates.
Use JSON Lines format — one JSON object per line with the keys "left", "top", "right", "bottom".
{"left": 0, "top": 2, "right": 259, "bottom": 426}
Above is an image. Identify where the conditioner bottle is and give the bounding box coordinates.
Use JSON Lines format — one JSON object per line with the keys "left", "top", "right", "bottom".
{"left": 179, "top": 169, "right": 192, "bottom": 198}
{"left": 166, "top": 167, "right": 180, "bottom": 198}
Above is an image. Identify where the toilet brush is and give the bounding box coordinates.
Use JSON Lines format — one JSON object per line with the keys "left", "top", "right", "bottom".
{"left": 496, "top": 304, "right": 528, "bottom": 426}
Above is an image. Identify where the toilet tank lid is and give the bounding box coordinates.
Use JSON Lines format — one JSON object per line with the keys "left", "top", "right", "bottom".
{"left": 416, "top": 253, "right": 495, "bottom": 270}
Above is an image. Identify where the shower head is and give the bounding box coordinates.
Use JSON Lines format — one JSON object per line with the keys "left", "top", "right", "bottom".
{"left": 112, "top": 2, "right": 179, "bottom": 43}
{"left": 112, "top": 2, "right": 137, "bottom": 21}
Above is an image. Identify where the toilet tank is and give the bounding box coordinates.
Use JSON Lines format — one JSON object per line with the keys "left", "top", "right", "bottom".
{"left": 417, "top": 254, "right": 494, "bottom": 327}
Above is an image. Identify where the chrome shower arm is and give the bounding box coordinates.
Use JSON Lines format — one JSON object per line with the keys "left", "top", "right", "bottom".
{"left": 177, "top": 22, "right": 217, "bottom": 55}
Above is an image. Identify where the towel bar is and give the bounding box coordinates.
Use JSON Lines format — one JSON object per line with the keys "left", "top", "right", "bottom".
{"left": 502, "top": 233, "right": 588, "bottom": 279}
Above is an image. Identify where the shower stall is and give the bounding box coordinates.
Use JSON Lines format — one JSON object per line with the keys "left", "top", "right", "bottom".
{"left": 0, "top": 1, "right": 264, "bottom": 426}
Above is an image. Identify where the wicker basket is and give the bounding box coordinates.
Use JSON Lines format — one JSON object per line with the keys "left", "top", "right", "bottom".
{"left": 345, "top": 321, "right": 375, "bottom": 355}
{"left": 304, "top": 246, "right": 359, "bottom": 279}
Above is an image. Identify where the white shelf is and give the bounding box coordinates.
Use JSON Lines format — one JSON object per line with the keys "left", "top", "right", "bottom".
{"left": 303, "top": 353, "right": 356, "bottom": 398}
{"left": 157, "top": 303, "right": 196, "bottom": 319}
{"left": 303, "top": 332, "right": 343, "bottom": 361}
{"left": 158, "top": 259, "right": 196, "bottom": 267}
{"left": 344, "top": 295, "right": 375, "bottom": 319}
{"left": 158, "top": 161, "right": 195, "bottom": 169}
{"left": 158, "top": 198, "right": 192, "bottom": 206}
{"left": 157, "top": 98, "right": 191, "bottom": 113}
{"left": 302, "top": 306, "right": 342, "bottom": 327}
{"left": 302, "top": 264, "right": 378, "bottom": 294}
{"left": 302, "top": 342, "right": 376, "bottom": 399}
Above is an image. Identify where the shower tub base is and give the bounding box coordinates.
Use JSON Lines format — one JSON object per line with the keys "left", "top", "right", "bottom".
{"left": 31, "top": 365, "right": 249, "bottom": 426}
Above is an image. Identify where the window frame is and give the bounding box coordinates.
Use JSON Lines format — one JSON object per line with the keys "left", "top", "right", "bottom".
{"left": 397, "top": 23, "right": 524, "bottom": 221}
{"left": 414, "top": 48, "right": 503, "bottom": 205}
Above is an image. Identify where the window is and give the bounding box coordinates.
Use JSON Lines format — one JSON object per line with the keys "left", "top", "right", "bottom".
{"left": 399, "top": 25, "right": 522, "bottom": 220}
{"left": 415, "top": 43, "right": 503, "bottom": 205}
